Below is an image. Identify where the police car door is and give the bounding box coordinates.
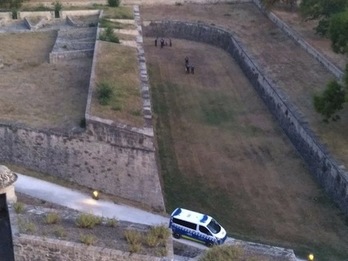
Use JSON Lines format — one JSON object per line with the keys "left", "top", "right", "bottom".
{"left": 198, "top": 225, "right": 215, "bottom": 244}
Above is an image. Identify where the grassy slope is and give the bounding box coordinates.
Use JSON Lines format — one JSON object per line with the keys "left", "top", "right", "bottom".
{"left": 145, "top": 38, "right": 348, "bottom": 261}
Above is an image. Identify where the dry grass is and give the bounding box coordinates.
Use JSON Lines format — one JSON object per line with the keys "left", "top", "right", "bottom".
{"left": 91, "top": 41, "right": 143, "bottom": 127}
{"left": 144, "top": 37, "right": 348, "bottom": 261}
{"left": 0, "top": 31, "right": 91, "bottom": 131}
{"left": 141, "top": 3, "right": 348, "bottom": 169}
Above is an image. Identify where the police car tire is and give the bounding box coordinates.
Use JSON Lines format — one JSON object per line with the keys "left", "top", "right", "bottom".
{"left": 173, "top": 233, "right": 181, "bottom": 239}
{"left": 206, "top": 242, "right": 214, "bottom": 247}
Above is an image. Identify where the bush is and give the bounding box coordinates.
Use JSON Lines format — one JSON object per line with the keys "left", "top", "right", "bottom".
{"left": 75, "top": 213, "right": 102, "bottom": 229}
{"left": 97, "top": 82, "right": 113, "bottom": 105}
{"left": 199, "top": 245, "right": 244, "bottom": 261}
{"left": 44, "top": 212, "right": 60, "bottom": 224}
{"left": 99, "top": 26, "right": 120, "bottom": 43}
{"left": 106, "top": 218, "right": 118, "bottom": 227}
{"left": 80, "top": 234, "right": 96, "bottom": 245}
{"left": 18, "top": 218, "right": 37, "bottom": 233}
{"left": 108, "top": 0, "right": 120, "bottom": 7}
{"left": 124, "top": 229, "right": 142, "bottom": 244}
{"left": 53, "top": 226, "right": 66, "bottom": 238}
{"left": 54, "top": 1, "right": 62, "bottom": 18}
{"left": 145, "top": 225, "right": 170, "bottom": 247}
{"left": 13, "top": 202, "right": 24, "bottom": 213}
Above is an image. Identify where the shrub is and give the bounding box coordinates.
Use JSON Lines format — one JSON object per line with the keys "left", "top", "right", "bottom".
{"left": 145, "top": 225, "right": 170, "bottom": 247}
{"left": 124, "top": 229, "right": 142, "bottom": 244}
{"left": 106, "top": 218, "right": 118, "bottom": 227}
{"left": 108, "top": 0, "right": 120, "bottom": 7}
{"left": 129, "top": 242, "right": 142, "bottom": 253}
{"left": 99, "top": 26, "right": 120, "bottom": 43}
{"left": 75, "top": 213, "right": 102, "bottom": 229}
{"left": 44, "top": 212, "right": 60, "bottom": 224}
{"left": 13, "top": 202, "right": 24, "bottom": 213}
{"left": 199, "top": 245, "right": 243, "bottom": 261}
{"left": 18, "top": 218, "right": 37, "bottom": 233}
{"left": 80, "top": 234, "right": 96, "bottom": 245}
{"left": 53, "top": 226, "right": 66, "bottom": 238}
{"left": 54, "top": 1, "right": 62, "bottom": 18}
{"left": 97, "top": 82, "right": 113, "bottom": 105}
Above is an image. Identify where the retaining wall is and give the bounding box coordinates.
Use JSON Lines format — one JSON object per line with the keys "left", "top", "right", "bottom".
{"left": 13, "top": 234, "right": 173, "bottom": 261}
{"left": 0, "top": 123, "right": 164, "bottom": 211}
{"left": 18, "top": 11, "right": 53, "bottom": 20}
{"left": 142, "top": 20, "right": 348, "bottom": 215}
{"left": 60, "top": 10, "right": 100, "bottom": 19}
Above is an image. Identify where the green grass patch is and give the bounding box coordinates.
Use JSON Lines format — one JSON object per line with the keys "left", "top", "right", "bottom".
{"left": 102, "top": 6, "right": 133, "bottom": 19}
{"left": 99, "top": 18, "right": 125, "bottom": 29}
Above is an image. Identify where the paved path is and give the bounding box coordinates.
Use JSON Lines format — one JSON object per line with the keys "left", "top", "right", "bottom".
{"left": 15, "top": 173, "right": 168, "bottom": 226}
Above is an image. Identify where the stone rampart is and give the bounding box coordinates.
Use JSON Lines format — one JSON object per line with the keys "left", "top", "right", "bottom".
{"left": 142, "top": 20, "right": 348, "bottom": 215}
{"left": 122, "top": 0, "right": 251, "bottom": 4}
{"left": 13, "top": 234, "right": 173, "bottom": 261}
{"left": 0, "top": 123, "right": 164, "bottom": 211}
{"left": 49, "top": 49, "right": 94, "bottom": 62}
{"left": 60, "top": 10, "right": 100, "bottom": 19}
{"left": 18, "top": 11, "right": 53, "bottom": 20}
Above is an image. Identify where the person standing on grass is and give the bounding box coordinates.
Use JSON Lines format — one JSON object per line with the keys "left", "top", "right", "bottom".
{"left": 160, "top": 38, "right": 164, "bottom": 48}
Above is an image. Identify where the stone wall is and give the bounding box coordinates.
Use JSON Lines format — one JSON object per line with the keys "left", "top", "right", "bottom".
{"left": 18, "top": 11, "right": 53, "bottom": 20}
{"left": 13, "top": 234, "right": 173, "bottom": 261}
{"left": 142, "top": 20, "right": 348, "bottom": 215}
{"left": 122, "top": 0, "right": 251, "bottom": 4}
{"left": 0, "top": 124, "right": 164, "bottom": 211}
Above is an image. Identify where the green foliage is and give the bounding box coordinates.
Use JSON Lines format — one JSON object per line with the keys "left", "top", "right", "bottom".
{"left": 145, "top": 225, "right": 170, "bottom": 247}
{"left": 199, "top": 245, "right": 244, "bottom": 261}
{"left": 18, "top": 218, "right": 37, "bottom": 233}
{"left": 300, "top": 0, "right": 347, "bottom": 35}
{"left": 75, "top": 213, "right": 102, "bottom": 229}
{"left": 0, "top": 0, "right": 23, "bottom": 10}
{"left": 13, "top": 202, "right": 24, "bottom": 213}
{"left": 96, "top": 82, "right": 113, "bottom": 105}
{"left": 99, "top": 26, "right": 120, "bottom": 43}
{"left": 80, "top": 234, "right": 96, "bottom": 245}
{"left": 53, "top": 226, "right": 66, "bottom": 238}
{"left": 99, "top": 18, "right": 124, "bottom": 29}
{"left": 107, "top": 0, "right": 120, "bottom": 7}
{"left": 313, "top": 80, "right": 346, "bottom": 121}
{"left": 106, "top": 218, "right": 118, "bottom": 227}
{"left": 124, "top": 229, "right": 142, "bottom": 253}
{"left": 44, "top": 212, "right": 60, "bottom": 224}
{"left": 260, "top": 0, "right": 297, "bottom": 9}
{"left": 329, "top": 11, "right": 348, "bottom": 53}
{"left": 53, "top": 1, "right": 62, "bottom": 18}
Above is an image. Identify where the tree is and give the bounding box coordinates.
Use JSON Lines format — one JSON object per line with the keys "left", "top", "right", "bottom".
{"left": 300, "top": 0, "right": 347, "bottom": 36}
{"left": 313, "top": 80, "right": 346, "bottom": 121}
{"left": 260, "top": 0, "right": 297, "bottom": 10}
{"left": 329, "top": 10, "right": 348, "bottom": 53}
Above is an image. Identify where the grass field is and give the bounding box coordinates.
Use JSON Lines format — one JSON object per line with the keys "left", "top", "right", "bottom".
{"left": 144, "top": 38, "right": 348, "bottom": 261}
{"left": 91, "top": 41, "right": 143, "bottom": 127}
{"left": 0, "top": 31, "right": 91, "bottom": 131}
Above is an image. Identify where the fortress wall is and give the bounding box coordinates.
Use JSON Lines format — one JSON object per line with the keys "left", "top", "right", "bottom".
{"left": 122, "top": 0, "right": 251, "bottom": 4}
{"left": 0, "top": 124, "right": 164, "bottom": 211}
{"left": 142, "top": 21, "right": 348, "bottom": 214}
{"left": 60, "top": 10, "right": 100, "bottom": 19}
{"left": 13, "top": 234, "right": 173, "bottom": 261}
{"left": 18, "top": 11, "right": 54, "bottom": 20}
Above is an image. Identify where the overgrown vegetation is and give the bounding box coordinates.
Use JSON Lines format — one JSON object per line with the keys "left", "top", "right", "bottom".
{"left": 80, "top": 234, "right": 97, "bottom": 245}
{"left": 96, "top": 82, "right": 113, "bottom": 105}
{"left": 106, "top": 217, "right": 118, "bottom": 227}
{"left": 53, "top": 1, "right": 62, "bottom": 18}
{"left": 107, "top": 0, "right": 120, "bottom": 8}
{"left": 99, "top": 26, "right": 120, "bottom": 43}
{"left": 199, "top": 245, "right": 244, "bottom": 261}
{"left": 124, "top": 229, "right": 142, "bottom": 253}
{"left": 13, "top": 202, "right": 24, "bottom": 213}
{"left": 44, "top": 212, "right": 60, "bottom": 224}
{"left": 75, "top": 213, "right": 102, "bottom": 229}
{"left": 102, "top": 6, "right": 133, "bottom": 19}
{"left": 18, "top": 217, "right": 37, "bottom": 233}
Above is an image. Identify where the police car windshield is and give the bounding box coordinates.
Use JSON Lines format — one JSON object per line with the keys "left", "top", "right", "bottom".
{"left": 207, "top": 219, "right": 221, "bottom": 234}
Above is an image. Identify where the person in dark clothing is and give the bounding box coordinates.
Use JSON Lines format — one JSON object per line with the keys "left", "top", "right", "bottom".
{"left": 191, "top": 65, "right": 195, "bottom": 74}
{"left": 186, "top": 65, "right": 190, "bottom": 74}
{"left": 169, "top": 38, "right": 172, "bottom": 47}
{"left": 160, "top": 38, "right": 164, "bottom": 48}
{"left": 155, "top": 38, "right": 158, "bottom": 47}
{"left": 185, "top": 56, "right": 189, "bottom": 66}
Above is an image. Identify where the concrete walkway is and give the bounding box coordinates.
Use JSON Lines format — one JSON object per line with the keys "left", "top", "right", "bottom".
{"left": 15, "top": 173, "right": 168, "bottom": 226}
